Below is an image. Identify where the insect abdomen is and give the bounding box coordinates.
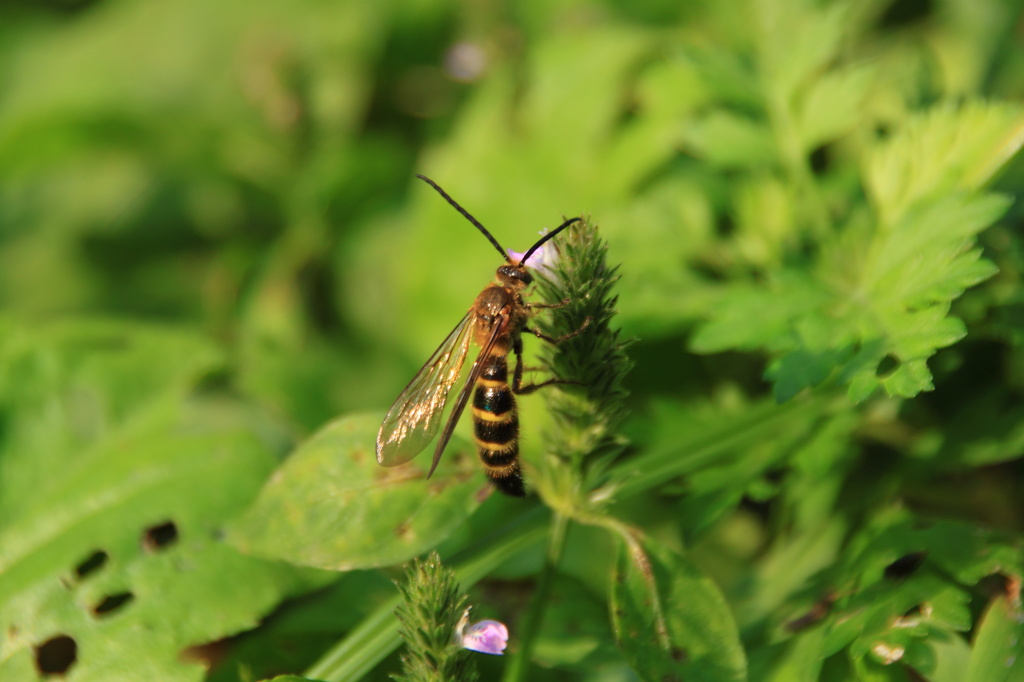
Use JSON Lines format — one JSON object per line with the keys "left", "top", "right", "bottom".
{"left": 471, "top": 355, "right": 525, "bottom": 497}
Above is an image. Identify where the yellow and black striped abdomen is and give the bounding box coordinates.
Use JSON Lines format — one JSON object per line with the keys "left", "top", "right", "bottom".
{"left": 471, "top": 354, "right": 524, "bottom": 497}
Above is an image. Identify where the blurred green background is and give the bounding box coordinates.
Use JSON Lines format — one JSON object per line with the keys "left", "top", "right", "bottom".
{"left": 4, "top": 0, "right": 1023, "bottom": 429}
{"left": 0, "top": 0, "right": 716, "bottom": 432}
{"left": 3, "top": 0, "right": 1024, "bottom": 680}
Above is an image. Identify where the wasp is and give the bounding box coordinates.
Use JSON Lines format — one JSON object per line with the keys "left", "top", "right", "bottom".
{"left": 376, "top": 175, "right": 584, "bottom": 497}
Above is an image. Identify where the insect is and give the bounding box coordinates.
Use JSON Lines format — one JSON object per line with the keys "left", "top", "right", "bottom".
{"left": 376, "top": 175, "right": 584, "bottom": 497}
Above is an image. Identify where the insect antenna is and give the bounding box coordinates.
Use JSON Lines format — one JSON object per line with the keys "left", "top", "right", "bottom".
{"left": 517, "top": 216, "right": 581, "bottom": 266}
{"left": 416, "top": 175, "right": 510, "bottom": 262}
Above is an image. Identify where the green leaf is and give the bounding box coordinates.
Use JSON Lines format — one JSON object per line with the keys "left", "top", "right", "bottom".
{"left": 754, "top": 0, "right": 850, "bottom": 103}
{"left": 0, "top": 318, "right": 223, "bottom": 521}
{"left": 610, "top": 535, "right": 747, "bottom": 682}
{"left": 229, "top": 413, "right": 484, "bottom": 570}
{"left": 905, "top": 628, "right": 972, "bottom": 682}
{"left": 767, "top": 346, "right": 850, "bottom": 402}
{"left": 965, "top": 596, "right": 1024, "bottom": 682}
{"left": 532, "top": 576, "right": 619, "bottom": 669}
{"left": 689, "top": 273, "right": 830, "bottom": 354}
{"left": 694, "top": 183, "right": 1010, "bottom": 402}
{"left": 682, "top": 111, "right": 777, "bottom": 168}
{"left": 731, "top": 175, "right": 797, "bottom": 267}
{"left": 795, "top": 65, "right": 875, "bottom": 151}
{"left": 858, "top": 194, "right": 1008, "bottom": 306}
{"left": 754, "top": 629, "right": 829, "bottom": 682}
{"left": 207, "top": 571, "right": 394, "bottom": 682}
{"left": 865, "top": 102, "right": 1024, "bottom": 226}
{"left": 0, "top": 319, "right": 319, "bottom": 681}
{"left": 0, "top": 402, "right": 314, "bottom": 682}
{"left": 810, "top": 513, "right": 1023, "bottom": 674}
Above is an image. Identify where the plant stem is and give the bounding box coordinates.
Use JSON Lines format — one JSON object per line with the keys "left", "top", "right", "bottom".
{"left": 304, "top": 508, "right": 549, "bottom": 682}
{"left": 500, "top": 511, "right": 570, "bottom": 682}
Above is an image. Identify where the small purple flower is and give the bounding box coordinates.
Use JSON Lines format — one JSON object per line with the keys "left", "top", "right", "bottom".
{"left": 508, "top": 230, "right": 560, "bottom": 278}
{"left": 461, "top": 619, "right": 509, "bottom": 655}
{"left": 507, "top": 247, "right": 528, "bottom": 265}
{"left": 455, "top": 607, "right": 508, "bottom": 655}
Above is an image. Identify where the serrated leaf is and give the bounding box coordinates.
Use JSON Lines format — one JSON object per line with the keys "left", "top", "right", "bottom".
{"left": 815, "top": 514, "right": 1023, "bottom": 669}
{"left": 696, "top": 153, "right": 1010, "bottom": 402}
{"left": 229, "top": 413, "right": 484, "bottom": 571}
{"left": 862, "top": 194, "right": 1010, "bottom": 306}
{"left": 610, "top": 535, "right": 747, "bottom": 682}
{"left": 689, "top": 274, "right": 831, "bottom": 353}
{"left": 865, "top": 102, "right": 1024, "bottom": 226}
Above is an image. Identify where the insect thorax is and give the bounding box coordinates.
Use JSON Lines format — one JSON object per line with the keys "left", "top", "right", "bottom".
{"left": 473, "top": 284, "right": 525, "bottom": 348}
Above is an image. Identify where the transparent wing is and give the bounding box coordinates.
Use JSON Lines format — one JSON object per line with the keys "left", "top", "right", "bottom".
{"left": 376, "top": 313, "right": 475, "bottom": 466}
{"left": 425, "top": 313, "right": 507, "bottom": 478}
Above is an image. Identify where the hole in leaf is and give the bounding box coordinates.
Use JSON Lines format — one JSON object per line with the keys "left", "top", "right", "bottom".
{"left": 875, "top": 354, "right": 900, "bottom": 378}
{"left": 977, "top": 572, "right": 1018, "bottom": 600}
{"left": 35, "top": 634, "right": 77, "bottom": 675}
{"left": 809, "top": 145, "right": 831, "bottom": 174}
{"left": 74, "top": 550, "right": 108, "bottom": 579}
{"left": 93, "top": 591, "right": 134, "bottom": 616}
{"left": 715, "top": 213, "right": 735, "bottom": 238}
{"left": 143, "top": 520, "right": 178, "bottom": 551}
{"left": 884, "top": 551, "right": 927, "bottom": 581}
{"left": 902, "top": 604, "right": 923, "bottom": 618}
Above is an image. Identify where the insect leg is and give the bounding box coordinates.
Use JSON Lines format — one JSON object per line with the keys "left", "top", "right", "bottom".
{"left": 523, "top": 317, "right": 591, "bottom": 345}
{"left": 511, "top": 335, "right": 526, "bottom": 393}
{"left": 515, "top": 376, "right": 581, "bottom": 395}
{"left": 511, "top": 334, "right": 581, "bottom": 395}
{"left": 526, "top": 297, "right": 571, "bottom": 310}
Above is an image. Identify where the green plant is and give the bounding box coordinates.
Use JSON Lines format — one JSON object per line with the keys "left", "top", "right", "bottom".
{"left": 2, "top": 0, "right": 1024, "bottom": 681}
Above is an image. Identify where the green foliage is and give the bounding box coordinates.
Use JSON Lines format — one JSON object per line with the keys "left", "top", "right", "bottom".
{"left": 0, "top": 320, "right": 321, "bottom": 682}
{"left": 228, "top": 415, "right": 483, "bottom": 571}
{"left": 689, "top": 98, "right": 1020, "bottom": 404}
{"left": 610, "top": 536, "right": 746, "bottom": 682}
{"left": 2, "top": 0, "right": 1024, "bottom": 681}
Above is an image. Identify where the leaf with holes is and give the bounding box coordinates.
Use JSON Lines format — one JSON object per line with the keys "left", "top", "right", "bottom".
{"left": 228, "top": 413, "right": 484, "bottom": 570}
{"left": 804, "top": 514, "right": 1023, "bottom": 675}
{"left": 610, "top": 535, "right": 747, "bottom": 682}
{"left": 0, "top": 321, "right": 321, "bottom": 682}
